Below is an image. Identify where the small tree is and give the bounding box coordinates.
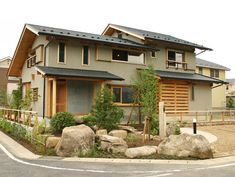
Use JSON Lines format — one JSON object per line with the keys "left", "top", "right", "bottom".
{"left": 11, "top": 86, "right": 22, "bottom": 109}
{"left": 0, "top": 89, "right": 10, "bottom": 107}
{"left": 227, "top": 97, "right": 234, "bottom": 108}
{"left": 91, "top": 86, "right": 124, "bottom": 131}
{"left": 20, "top": 89, "right": 33, "bottom": 110}
{"left": 133, "top": 65, "right": 158, "bottom": 134}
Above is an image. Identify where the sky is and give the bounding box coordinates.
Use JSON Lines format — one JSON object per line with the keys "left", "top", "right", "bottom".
{"left": 0, "top": 0, "right": 234, "bottom": 78}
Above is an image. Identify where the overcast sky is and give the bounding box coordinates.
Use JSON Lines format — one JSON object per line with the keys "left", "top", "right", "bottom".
{"left": 0, "top": 0, "right": 234, "bottom": 78}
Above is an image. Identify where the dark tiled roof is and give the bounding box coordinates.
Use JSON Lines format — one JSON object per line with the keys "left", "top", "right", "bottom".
{"left": 226, "top": 79, "right": 235, "bottom": 83}
{"left": 26, "top": 24, "right": 157, "bottom": 51}
{"left": 155, "top": 70, "right": 226, "bottom": 83}
{"left": 196, "top": 58, "right": 230, "bottom": 71}
{"left": 108, "top": 24, "right": 212, "bottom": 51}
{"left": 36, "top": 66, "right": 124, "bottom": 81}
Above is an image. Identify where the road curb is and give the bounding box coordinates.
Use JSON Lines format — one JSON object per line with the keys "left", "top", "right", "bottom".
{"left": 1, "top": 130, "right": 235, "bottom": 164}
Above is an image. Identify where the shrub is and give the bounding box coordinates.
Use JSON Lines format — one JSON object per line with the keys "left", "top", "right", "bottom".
{"left": 81, "top": 115, "right": 97, "bottom": 127}
{"left": 91, "top": 87, "right": 124, "bottom": 131}
{"left": 50, "top": 112, "right": 76, "bottom": 133}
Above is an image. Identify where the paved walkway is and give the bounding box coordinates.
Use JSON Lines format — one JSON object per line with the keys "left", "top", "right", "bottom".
{"left": 180, "top": 128, "right": 218, "bottom": 143}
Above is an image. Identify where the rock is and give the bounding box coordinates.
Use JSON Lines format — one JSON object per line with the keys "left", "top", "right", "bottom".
{"left": 118, "top": 125, "right": 138, "bottom": 133}
{"left": 158, "top": 133, "right": 213, "bottom": 159}
{"left": 166, "top": 122, "right": 181, "bottom": 137}
{"left": 55, "top": 124, "right": 95, "bottom": 157}
{"left": 96, "top": 129, "right": 107, "bottom": 136}
{"left": 109, "top": 130, "right": 128, "bottom": 139}
{"left": 99, "top": 135, "right": 128, "bottom": 153}
{"left": 74, "top": 117, "right": 84, "bottom": 125}
{"left": 46, "top": 136, "right": 61, "bottom": 149}
{"left": 125, "top": 146, "right": 158, "bottom": 158}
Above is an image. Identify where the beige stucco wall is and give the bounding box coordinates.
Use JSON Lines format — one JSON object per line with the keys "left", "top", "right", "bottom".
{"left": 196, "top": 66, "right": 226, "bottom": 108}
{"left": 189, "top": 82, "right": 212, "bottom": 110}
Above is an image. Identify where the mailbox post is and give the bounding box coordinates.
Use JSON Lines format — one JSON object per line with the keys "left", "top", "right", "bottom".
{"left": 193, "top": 118, "right": 197, "bottom": 134}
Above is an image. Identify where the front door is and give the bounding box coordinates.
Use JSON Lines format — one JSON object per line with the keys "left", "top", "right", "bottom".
{"left": 56, "top": 80, "right": 67, "bottom": 112}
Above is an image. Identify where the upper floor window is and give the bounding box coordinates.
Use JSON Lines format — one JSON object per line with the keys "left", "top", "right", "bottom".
{"left": 151, "top": 51, "right": 157, "bottom": 58}
{"left": 210, "top": 69, "right": 219, "bottom": 78}
{"left": 198, "top": 67, "right": 203, "bottom": 74}
{"left": 82, "top": 46, "right": 89, "bottom": 65}
{"left": 167, "top": 50, "right": 186, "bottom": 69}
{"left": 112, "top": 50, "right": 128, "bottom": 62}
{"left": 112, "top": 49, "right": 145, "bottom": 64}
{"left": 112, "top": 86, "right": 133, "bottom": 104}
{"left": 58, "top": 42, "right": 66, "bottom": 63}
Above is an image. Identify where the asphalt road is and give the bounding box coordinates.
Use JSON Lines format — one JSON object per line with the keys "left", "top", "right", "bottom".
{"left": 0, "top": 147, "right": 235, "bottom": 177}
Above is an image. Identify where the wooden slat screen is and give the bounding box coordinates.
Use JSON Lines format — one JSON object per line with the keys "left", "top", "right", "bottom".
{"left": 159, "top": 80, "right": 189, "bottom": 113}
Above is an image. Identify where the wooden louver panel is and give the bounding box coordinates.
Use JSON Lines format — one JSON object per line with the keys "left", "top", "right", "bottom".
{"left": 160, "top": 80, "right": 189, "bottom": 113}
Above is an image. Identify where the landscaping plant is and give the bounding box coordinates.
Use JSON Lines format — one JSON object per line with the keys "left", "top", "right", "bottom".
{"left": 90, "top": 86, "right": 124, "bottom": 131}
{"left": 50, "top": 112, "right": 76, "bottom": 133}
{"left": 133, "top": 65, "right": 159, "bottom": 134}
{"left": 227, "top": 96, "right": 234, "bottom": 108}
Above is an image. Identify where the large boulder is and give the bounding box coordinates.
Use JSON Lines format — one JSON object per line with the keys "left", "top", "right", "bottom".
{"left": 118, "top": 125, "right": 138, "bottom": 133}
{"left": 55, "top": 124, "right": 95, "bottom": 157}
{"left": 158, "top": 133, "right": 213, "bottom": 159}
{"left": 109, "top": 130, "right": 128, "bottom": 139}
{"left": 96, "top": 129, "right": 107, "bottom": 136}
{"left": 46, "top": 136, "right": 61, "bottom": 149}
{"left": 125, "top": 146, "right": 158, "bottom": 158}
{"left": 99, "top": 135, "right": 128, "bottom": 153}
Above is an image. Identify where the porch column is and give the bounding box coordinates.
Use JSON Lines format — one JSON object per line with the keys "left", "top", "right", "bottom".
{"left": 52, "top": 78, "right": 57, "bottom": 116}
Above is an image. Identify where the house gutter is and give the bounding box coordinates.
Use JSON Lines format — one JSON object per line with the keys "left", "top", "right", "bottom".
{"left": 42, "top": 39, "right": 53, "bottom": 119}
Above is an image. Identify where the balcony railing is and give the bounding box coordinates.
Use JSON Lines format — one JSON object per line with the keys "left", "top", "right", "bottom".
{"left": 166, "top": 60, "right": 188, "bottom": 70}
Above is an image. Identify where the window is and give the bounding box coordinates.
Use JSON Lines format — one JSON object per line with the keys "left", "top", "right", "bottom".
{"left": 210, "top": 69, "right": 219, "bottom": 78}
{"left": 58, "top": 42, "right": 65, "bottom": 63}
{"left": 82, "top": 46, "right": 89, "bottom": 65}
{"left": 151, "top": 51, "right": 156, "bottom": 58}
{"left": 191, "top": 84, "right": 195, "bottom": 101}
{"left": 118, "top": 33, "right": 122, "bottom": 39}
{"left": 167, "top": 50, "right": 185, "bottom": 69}
{"left": 26, "top": 55, "right": 36, "bottom": 68}
{"left": 198, "top": 67, "right": 203, "bottom": 74}
{"left": 32, "top": 88, "right": 38, "bottom": 101}
{"left": 112, "top": 50, "right": 128, "bottom": 61}
{"left": 112, "top": 86, "right": 133, "bottom": 104}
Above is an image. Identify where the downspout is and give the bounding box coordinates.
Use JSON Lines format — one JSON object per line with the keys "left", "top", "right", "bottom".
{"left": 42, "top": 39, "right": 53, "bottom": 118}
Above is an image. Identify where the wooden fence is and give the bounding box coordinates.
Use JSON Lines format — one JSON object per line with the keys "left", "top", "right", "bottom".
{"left": 165, "top": 109, "right": 235, "bottom": 124}
{"left": 0, "top": 107, "right": 38, "bottom": 127}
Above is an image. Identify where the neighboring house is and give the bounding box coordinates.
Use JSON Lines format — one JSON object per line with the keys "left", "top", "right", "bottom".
{"left": 196, "top": 58, "right": 230, "bottom": 109}
{"left": 0, "top": 57, "right": 18, "bottom": 94}
{"left": 8, "top": 24, "right": 225, "bottom": 118}
{"left": 226, "top": 79, "right": 235, "bottom": 104}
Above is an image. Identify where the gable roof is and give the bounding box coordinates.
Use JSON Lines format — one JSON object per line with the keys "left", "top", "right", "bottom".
{"left": 26, "top": 24, "right": 157, "bottom": 51}
{"left": 155, "top": 70, "right": 226, "bottom": 84}
{"left": 8, "top": 24, "right": 159, "bottom": 77}
{"left": 226, "top": 79, "right": 235, "bottom": 83}
{"left": 36, "top": 66, "right": 124, "bottom": 81}
{"left": 103, "top": 24, "right": 212, "bottom": 51}
{"left": 0, "top": 56, "right": 11, "bottom": 62}
{"left": 196, "top": 58, "right": 230, "bottom": 71}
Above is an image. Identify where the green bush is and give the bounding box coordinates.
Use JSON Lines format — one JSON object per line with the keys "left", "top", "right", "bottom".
{"left": 50, "top": 112, "right": 76, "bottom": 133}
{"left": 81, "top": 115, "right": 96, "bottom": 127}
{"left": 91, "top": 87, "right": 124, "bottom": 131}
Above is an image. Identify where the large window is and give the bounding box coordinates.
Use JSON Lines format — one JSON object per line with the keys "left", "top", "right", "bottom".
{"left": 112, "top": 50, "right": 128, "bottom": 61}
{"left": 210, "top": 69, "right": 219, "bottom": 78}
{"left": 167, "top": 50, "right": 185, "bottom": 69}
{"left": 83, "top": 46, "right": 89, "bottom": 65}
{"left": 112, "top": 86, "right": 133, "bottom": 104}
{"left": 58, "top": 42, "right": 65, "bottom": 63}
{"left": 112, "top": 49, "right": 145, "bottom": 64}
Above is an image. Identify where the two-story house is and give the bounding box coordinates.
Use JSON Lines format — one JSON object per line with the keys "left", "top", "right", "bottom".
{"left": 0, "top": 56, "right": 18, "bottom": 94}
{"left": 8, "top": 24, "right": 225, "bottom": 118}
{"left": 196, "top": 58, "right": 230, "bottom": 109}
{"left": 226, "top": 79, "right": 235, "bottom": 104}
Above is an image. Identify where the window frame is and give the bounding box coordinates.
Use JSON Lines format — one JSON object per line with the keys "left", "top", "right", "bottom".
{"left": 151, "top": 51, "right": 157, "bottom": 58}
{"left": 32, "top": 88, "right": 39, "bottom": 102}
{"left": 198, "top": 67, "right": 203, "bottom": 74}
{"left": 210, "top": 69, "right": 219, "bottom": 78}
{"left": 82, "top": 46, "right": 90, "bottom": 66}
{"left": 111, "top": 85, "right": 134, "bottom": 106}
{"left": 112, "top": 49, "right": 128, "bottom": 62}
{"left": 57, "top": 42, "right": 66, "bottom": 64}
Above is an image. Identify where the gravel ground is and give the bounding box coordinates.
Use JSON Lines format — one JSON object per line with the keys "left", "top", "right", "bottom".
{"left": 198, "top": 125, "right": 235, "bottom": 157}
